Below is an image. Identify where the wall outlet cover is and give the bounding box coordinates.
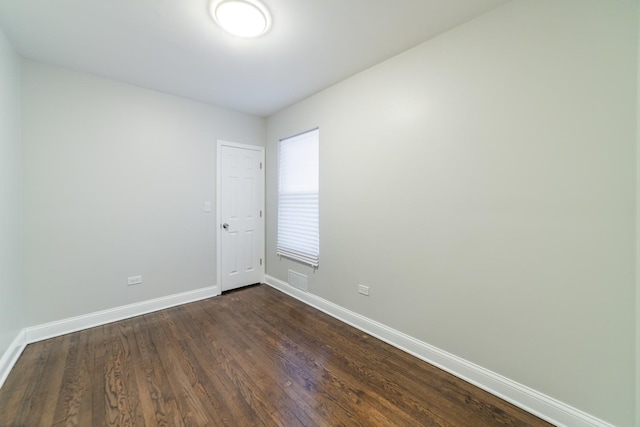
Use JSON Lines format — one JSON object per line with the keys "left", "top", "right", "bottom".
{"left": 358, "top": 284, "right": 370, "bottom": 296}
{"left": 127, "top": 276, "right": 142, "bottom": 286}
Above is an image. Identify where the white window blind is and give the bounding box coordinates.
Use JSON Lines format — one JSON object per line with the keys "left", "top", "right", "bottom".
{"left": 277, "top": 128, "right": 319, "bottom": 267}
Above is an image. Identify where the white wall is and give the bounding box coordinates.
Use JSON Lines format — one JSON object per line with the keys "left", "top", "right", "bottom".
{"left": 266, "top": 0, "right": 637, "bottom": 425}
{"left": 22, "top": 60, "right": 265, "bottom": 326}
{"left": 0, "top": 28, "right": 23, "bottom": 358}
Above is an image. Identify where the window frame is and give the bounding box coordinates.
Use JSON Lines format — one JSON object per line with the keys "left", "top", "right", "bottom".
{"left": 276, "top": 128, "right": 320, "bottom": 267}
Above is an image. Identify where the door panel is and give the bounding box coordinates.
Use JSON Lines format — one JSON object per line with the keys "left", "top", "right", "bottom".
{"left": 219, "top": 143, "right": 264, "bottom": 292}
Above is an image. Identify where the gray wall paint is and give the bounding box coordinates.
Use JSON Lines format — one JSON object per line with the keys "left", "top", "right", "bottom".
{"left": 22, "top": 60, "right": 265, "bottom": 326}
{"left": 637, "top": 6, "right": 640, "bottom": 425}
{"left": 0, "top": 28, "right": 23, "bottom": 357}
{"left": 266, "top": 1, "right": 637, "bottom": 425}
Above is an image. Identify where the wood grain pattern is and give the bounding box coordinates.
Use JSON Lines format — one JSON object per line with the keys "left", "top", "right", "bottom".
{"left": 0, "top": 284, "right": 552, "bottom": 426}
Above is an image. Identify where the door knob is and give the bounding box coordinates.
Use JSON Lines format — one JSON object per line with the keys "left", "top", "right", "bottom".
{"left": 222, "top": 223, "right": 229, "bottom": 230}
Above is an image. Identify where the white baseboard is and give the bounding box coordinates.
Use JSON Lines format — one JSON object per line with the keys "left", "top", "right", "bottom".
{"left": 0, "top": 285, "right": 220, "bottom": 391}
{"left": 0, "top": 329, "right": 27, "bottom": 390}
{"left": 25, "top": 285, "right": 220, "bottom": 344}
{"left": 264, "top": 275, "right": 613, "bottom": 427}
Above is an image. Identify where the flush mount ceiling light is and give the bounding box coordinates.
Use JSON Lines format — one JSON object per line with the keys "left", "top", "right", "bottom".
{"left": 210, "top": 0, "right": 272, "bottom": 38}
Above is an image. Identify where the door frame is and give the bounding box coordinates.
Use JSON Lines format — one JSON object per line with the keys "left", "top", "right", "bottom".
{"left": 216, "top": 140, "right": 265, "bottom": 292}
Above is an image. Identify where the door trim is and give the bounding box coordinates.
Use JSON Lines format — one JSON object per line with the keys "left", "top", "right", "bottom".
{"left": 216, "top": 140, "right": 265, "bottom": 291}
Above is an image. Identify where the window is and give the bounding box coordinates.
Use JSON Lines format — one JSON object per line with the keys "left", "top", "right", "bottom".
{"left": 277, "top": 128, "right": 319, "bottom": 267}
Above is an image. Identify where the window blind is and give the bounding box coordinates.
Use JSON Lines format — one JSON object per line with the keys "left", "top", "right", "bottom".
{"left": 277, "top": 128, "right": 319, "bottom": 267}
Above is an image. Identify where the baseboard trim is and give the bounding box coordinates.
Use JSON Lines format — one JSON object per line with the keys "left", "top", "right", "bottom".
{"left": 264, "top": 275, "right": 613, "bottom": 427}
{"left": 25, "top": 285, "right": 220, "bottom": 344}
{"left": 1, "top": 285, "right": 220, "bottom": 391}
{"left": 0, "top": 329, "right": 27, "bottom": 390}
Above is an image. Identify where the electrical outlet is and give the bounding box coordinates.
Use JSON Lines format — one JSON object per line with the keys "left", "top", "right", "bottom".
{"left": 127, "top": 275, "right": 142, "bottom": 286}
{"left": 358, "top": 284, "right": 370, "bottom": 296}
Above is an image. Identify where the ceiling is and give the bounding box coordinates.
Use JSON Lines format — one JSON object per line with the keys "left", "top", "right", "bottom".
{"left": 0, "top": 0, "right": 510, "bottom": 117}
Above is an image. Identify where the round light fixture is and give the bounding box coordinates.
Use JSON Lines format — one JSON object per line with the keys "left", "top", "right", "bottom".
{"left": 210, "top": 0, "right": 271, "bottom": 38}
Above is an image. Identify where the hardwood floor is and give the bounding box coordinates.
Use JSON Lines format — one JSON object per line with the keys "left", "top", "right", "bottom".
{"left": 0, "top": 284, "right": 551, "bottom": 426}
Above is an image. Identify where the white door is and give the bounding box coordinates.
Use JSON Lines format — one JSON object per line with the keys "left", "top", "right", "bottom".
{"left": 217, "top": 141, "right": 264, "bottom": 292}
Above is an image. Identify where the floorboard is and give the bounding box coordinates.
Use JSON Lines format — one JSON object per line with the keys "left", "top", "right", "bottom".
{"left": 0, "top": 284, "right": 552, "bottom": 426}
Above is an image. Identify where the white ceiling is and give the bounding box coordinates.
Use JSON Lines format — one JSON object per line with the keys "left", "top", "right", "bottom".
{"left": 0, "top": 0, "right": 509, "bottom": 117}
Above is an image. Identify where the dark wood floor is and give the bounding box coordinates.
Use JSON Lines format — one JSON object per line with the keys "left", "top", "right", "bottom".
{"left": 0, "top": 284, "right": 551, "bottom": 426}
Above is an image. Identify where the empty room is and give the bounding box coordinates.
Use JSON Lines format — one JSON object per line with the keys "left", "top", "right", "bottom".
{"left": 0, "top": 0, "right": 638, "bottom": 426}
